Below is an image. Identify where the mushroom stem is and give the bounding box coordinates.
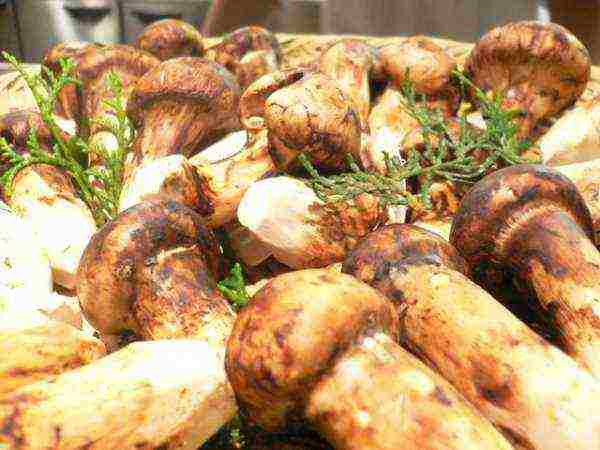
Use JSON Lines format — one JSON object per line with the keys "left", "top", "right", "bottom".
{"left": 305, "top": 331, "right": 512, "bottom": 450}
{"left": 344, "top": 224, "right": 600, "bottom": 449}
{"left": 500, "top": 205, "right": 600, "bottom": 376}
{"left": 451, "top": 164, "right": 600, "bottom": 378}
{"left": 0, "top": 340, "right": 236, "bottom": 450}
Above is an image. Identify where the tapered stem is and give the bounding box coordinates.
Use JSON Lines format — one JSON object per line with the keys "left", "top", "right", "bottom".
{"left": 305, "top": 332, "right": 512, "bottom": 450}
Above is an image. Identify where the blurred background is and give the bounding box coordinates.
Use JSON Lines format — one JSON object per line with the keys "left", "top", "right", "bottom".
{"left": 1, "top": 0, "right": 599, "bottom": 62}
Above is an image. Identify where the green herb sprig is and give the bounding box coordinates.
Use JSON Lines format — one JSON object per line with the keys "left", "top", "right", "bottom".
{"left": 0, "top": 52, "right": 134, "bottom": 226}
{"left": 301, "top": 70, "right": 537, "bottom": 209}
{"left": 217, "top": 263, "right": 250, "bottom": 311}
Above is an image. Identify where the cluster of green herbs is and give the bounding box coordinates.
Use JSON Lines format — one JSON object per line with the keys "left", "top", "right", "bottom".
{"left": 0, "top": 52, "right": 134, "bottom": 226}
{"left": 301, "top": 70, "right": 536, "bottom": 210}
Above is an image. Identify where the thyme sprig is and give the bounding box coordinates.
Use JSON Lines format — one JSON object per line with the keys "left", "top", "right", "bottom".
{"left": 0, "top": 52, "right": 134, "bottom": 225}
{"left": 301, "top": 70, "right": 537, "bottom": 209}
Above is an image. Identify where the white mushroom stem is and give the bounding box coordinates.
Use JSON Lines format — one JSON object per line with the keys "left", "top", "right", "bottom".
{"left": 0, "top": 309, "right": 106, "bottom": 395}
{"left": 0, "top": 340, "right": 236, "bottom": 450}
{"left": 7, "top": 165, "right": 96, "bottom": 290}
{"left": 536, "top": 97, "right": 600, "bottom": 166}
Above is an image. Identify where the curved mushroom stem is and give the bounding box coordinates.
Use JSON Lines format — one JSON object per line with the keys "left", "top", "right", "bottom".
{"left": 306, "top": 331, "right": 512, "bottom": 450}
{"left": 451, "top": 164, "right": 600, "bottom": 378}
{"left": 344, "top": 224, "right": 600, "bottom": 449}
{"left": 227, "top": 269, "right": 512, "bottom": 449}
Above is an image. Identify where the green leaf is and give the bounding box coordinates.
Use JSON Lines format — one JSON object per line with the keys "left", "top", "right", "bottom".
{"left": 217, "top": 263, "right": 251, "bottom": 311}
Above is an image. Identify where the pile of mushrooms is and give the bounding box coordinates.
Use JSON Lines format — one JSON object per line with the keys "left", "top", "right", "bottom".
{"left": 1, "top": 18, "right": 600, "bottom": 450}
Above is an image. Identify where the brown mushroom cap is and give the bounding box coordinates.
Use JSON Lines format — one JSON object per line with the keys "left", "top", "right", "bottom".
{"left": 380, "top": 36, "right": 457, "bottom": 96}
{"left": 42, "top": 41, "right": 93, "bottom": 122}
{"left": 343, "top": 224, "right": 471, "bottom": 297}
{"left": 264, "top": 72, "right": 362, "bottom": 170}
{"left": 135, "top": 19, "right": 204, "bottom": 61}
{"left": 465, "top": 21, "right": 591, "bottom": 137}
{"left": 225, "top": 269, "right": 398, "bottom": 430}
{"left": 127, "top": 57, "right": 240, "bottom": 128}
{"left": 206, "top": 26, "right": 281, "bottom": 89}
{"left": 450, "top": 164, "right": 594, "bottom": 274}
{"left": 77, "top": 199, "right": 227, "bottom": 339}
{"left": 0, "top": 110, "right": 53, "bottom": 153}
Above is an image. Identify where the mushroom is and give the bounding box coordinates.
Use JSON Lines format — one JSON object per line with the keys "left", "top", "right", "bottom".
{"left": 226, "top": 269, "right": 513, "bottom": 449}
{"left": 124, "top": 57, "right": 241, "bottom": 179}
{"left": 344, "top": 224, "right": 600, "bottom": 449}
{"left": 0, "top": 69, "right": 39, "bottom": 117}
{"left": 205, "top": 26, "right": 281, "bottom": 89}
{"left": 135, "top": 19, "right": 204, "bottom": 61}
{"left": 238, "top": 176, "right": 387, "bottom": 269}
{"left": 465, "top": 21, "right": 591, "bottom": 139}
{"left": 451, "top": 164, "right": 600, "bottom": 378}
{"left": 0, "top": 111, "right": 97, "bottom": 290}
{"left": 0, "top": 339, "right": 235, "bottom": 449}
{"left": 264, "top": 71, "right": 362, "bottom": 171}
{"left": 0, "top": 309, "right": 106, "bottom": 395}
{"left": 77, "top": 199, "right": 234, "bottom": 345}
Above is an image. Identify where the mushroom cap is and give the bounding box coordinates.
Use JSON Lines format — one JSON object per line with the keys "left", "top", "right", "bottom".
{"left": 0, "top": 110, "right": 52, "bottom": 152}
{"left": 343, "top": 224, "right": 470, "bottom": 299}
{"left": 380, "top": 36, "right": 457, "bottom": 95}
{"left": 77, "top": 199, "right": 224, "bottom": 336}
{"left": 449, "top": 164, "right": 594, "bottom": 272}
{"left": 265, "top": 72, "right": 362, "bottom": 170}
{"left": 42, "top": 41, "right": 93, "bottom": 121}
{"left": 465, "top": 21, "right": 591, "bottom": 135}
{"left": 135, "top": 19, "right": 204, "bottom": 61}
{"left": 206, "top": 26, "right": 281, "bottom": 89}
{"left": 225, "top": 269, "right": 398, "bottom": 430}
{"left": 127, "top": 57, "right": 241, "bottom": 126}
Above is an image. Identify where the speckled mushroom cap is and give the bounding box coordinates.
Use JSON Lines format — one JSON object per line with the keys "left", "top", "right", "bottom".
{"left": 126, "top": 57, "right": 240, "bottom": 127}
{"left": 343, "top": 224, "right": 471, "bottom": 298}
{"left": 0, "top": 110, "right": 53, "bottom": 152}
{"left": 225, "top": 269, "right": 399, "bottom": 430}
{"left": 465, "top": 21, "right": 591, "bottom": 137}
{"left": 205, "top": 26, "right": 281, "bottom": 89}
{"left": 450, "top": 164, "right": 594, "bottom": 272}
{"left": 264, "top": 72, "right": 362, "bottom": 170}
{"left": 135, "top": 19, "right": 204, "bottom": 61}
{"left": 77, "top": 199, "right": 226, "bottom": 338}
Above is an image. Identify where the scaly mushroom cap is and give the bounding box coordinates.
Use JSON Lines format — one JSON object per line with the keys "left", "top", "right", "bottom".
{"left": 77, "top": 199, "right": 227, "bottom": 339}
{"left": 226, "top": 269, "right": 398, "bottom": 430}
{"left": 466, "top": 21, "right": 591, "bottom": 137}
{"left": 42, "top": 41, "right": 92, "bottom": 122}
{"left": 0, "top": 111, "right": 53, "bottom": 155}
{"left": 135, "top": 19, "right": 204, "bottom": 61}
{"left": 450, "top": 164, "right": 594, "bottom": 273}
{"left": 319, "top": 39, "right": 384, "bottom": 130}
{"left": 74, "top": 44, "right": 160, "bottom": 136}
{"left": 206, "top": 26, "right": 281, "bottom": 89}
{"left": 343, "top": 224, "right": 470, "bottom": 298}
{"left": 265, "top": 72, "right": 362, "bottom": 170}
{"left": 380, "top": 37, "right": 458, "bottom": 102}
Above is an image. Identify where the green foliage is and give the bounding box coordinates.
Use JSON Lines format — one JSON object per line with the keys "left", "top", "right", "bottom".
{"left": 302, "top": 70, "right": 538, "bottom": 209}
{"left": 217, "top": 263, "right": 251, "bottom": 311}
{"left": 0, "top": 52, "right": 134, "bottom": 226}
